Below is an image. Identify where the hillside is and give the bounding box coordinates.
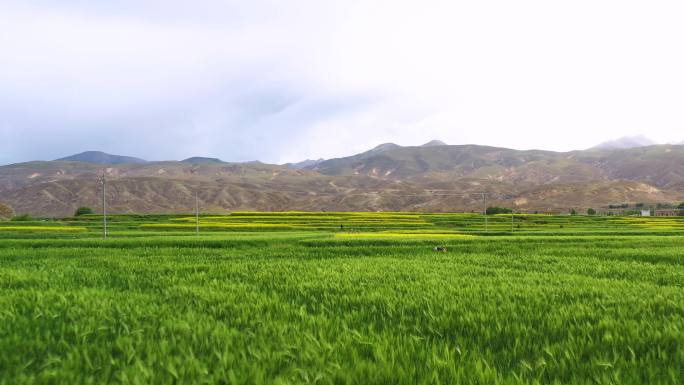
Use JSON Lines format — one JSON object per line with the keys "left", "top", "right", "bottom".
{"left": 2, "top": 145, "right": 684, "bottom": 216}
{"left": 308, "top": 144, "right": 684, "bottom": 187}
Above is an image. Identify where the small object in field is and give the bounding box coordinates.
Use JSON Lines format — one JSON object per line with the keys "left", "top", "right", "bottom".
{"left": 340, "top": 224, "right": 344, "bottom": 230}
{"left": 433, "top": 246, "right": 447, "bottom": 252}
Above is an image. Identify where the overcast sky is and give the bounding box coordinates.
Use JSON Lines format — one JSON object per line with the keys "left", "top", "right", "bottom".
{"left": 1, "top": 0, "right": 683, "bottom": 165}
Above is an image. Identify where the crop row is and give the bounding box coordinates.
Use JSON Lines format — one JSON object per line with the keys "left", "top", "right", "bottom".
{"left": 0, "top": 232, "right": 681, "bottom": 384}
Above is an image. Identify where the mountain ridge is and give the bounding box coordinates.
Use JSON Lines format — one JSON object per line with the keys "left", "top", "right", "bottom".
{"left": 56, "top": 151, "right": 147, "bottom": 165}
{"left": 181, "top": 157, "right": 225, "bottom": 164}
{"left": 3, "top": 143, "right": 684, "bottom": 217}
{"left": 285, "top": 159, "right": 326, "bottom": 169}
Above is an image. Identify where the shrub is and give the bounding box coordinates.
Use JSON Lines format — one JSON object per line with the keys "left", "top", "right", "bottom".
{"left": 74, "top": 206, "right": 94, "bottom": 216}
{"left": 11, "top": 214, "right": 33, "bottom": 221}
{"left": 486, "top": 206, "right": 512, "bottom": 215}
{"left": 570, "top": 209, "right": 577, "bottom": 215}
{"left": 587, "top": 208, "right": 596, "bottom": 215}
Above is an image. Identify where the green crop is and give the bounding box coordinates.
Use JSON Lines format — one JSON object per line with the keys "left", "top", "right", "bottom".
{"left": 0, "top": 213, "right": 682, "bottom": 384}
{"left": 0, "top": 226, "right": 87, "bottom": 232}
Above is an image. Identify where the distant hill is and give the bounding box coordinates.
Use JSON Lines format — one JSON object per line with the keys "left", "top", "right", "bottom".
{"left": 181, "top": 157, "right": 224, "bottom": 164}
{"left": 4, "top": 142, "right": 684, "bottom": 216}
{"left": 308, "top": 143, "right": 684, "bottom": 187}
{"left": 591, "top": 135, "right": 656, "bottom": 150}
{"left": 421, "top": 140, "right": 447, "bottom": 147}
{"left": 309, "top": 144, "right": 562, "bottom": 178}
{"left": 56, "top": 151, "right": 147, "bottom": 165}
{"left": 285, "top": 159, "right": 325, "bottom": 169}
{"left": 366, "top": 143, "right": 402, "bottom": 155}
{"left": 283, "top": 139, "right": 447, "bottom": 170}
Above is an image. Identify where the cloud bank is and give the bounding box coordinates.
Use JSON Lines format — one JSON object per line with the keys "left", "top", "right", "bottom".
{"left": 1, "top": 0, "right": 683, "bottom": 164}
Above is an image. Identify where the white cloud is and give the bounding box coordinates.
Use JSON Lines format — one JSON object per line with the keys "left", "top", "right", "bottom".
{"left": 1, "top": 0, "right": 683, "bottom": 164}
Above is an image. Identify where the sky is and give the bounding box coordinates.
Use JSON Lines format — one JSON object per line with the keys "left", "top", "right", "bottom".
{"left": 1, "top": 0, "right": 683, "bottom": 165}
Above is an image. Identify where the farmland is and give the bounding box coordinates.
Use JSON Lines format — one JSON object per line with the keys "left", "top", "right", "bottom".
{"left": 0, "top": 212, "right": 682, "bottom": 384}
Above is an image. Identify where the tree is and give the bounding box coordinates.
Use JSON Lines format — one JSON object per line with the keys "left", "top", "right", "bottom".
{"left": 486, "top": 206, "right": 512, "bottom": 215}
{"left": 0, "top": 203, "right": 13, "bottom": 221}
{"left": 74, "top": 206, "right": 94, "bottom": 216}
{"left": 587, "top": 208, "right": 596, "bottom": 215}
{"left": 570, "top": 209, "right": 577, "bottom": 215}
{"left": 11, "top": 214, "right": 32, "bottom": 221}
{"left": 678, "top": 202, "right": 684, "bottom": 209}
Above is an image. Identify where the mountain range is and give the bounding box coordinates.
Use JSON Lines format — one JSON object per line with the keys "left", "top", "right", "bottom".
{"left": 2, "top": 138, "right": 684, "bottom": 217}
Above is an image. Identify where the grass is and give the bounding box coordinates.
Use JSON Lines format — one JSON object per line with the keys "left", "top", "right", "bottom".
{"left": 334, "top": 232, "right": 477, "bottom": 239}
{"left": 0, "top": 212, "right": 682, "bottom": 384}
{"left": 0, "top": 226, "right": 87, "bottom": 232}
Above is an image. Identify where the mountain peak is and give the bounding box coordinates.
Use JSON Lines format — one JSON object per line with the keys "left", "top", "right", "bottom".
{"left": 56, "top": 151, "right": 147, "bottom": 165}
{"left": 181, "top": 157, "right": 224, "bottom": 164}
{"left": 421, "top": 140, "right": 447, "bottom": 147}
{"left": 591, "top": 135, "right": 656, "bottom": 150}
{"left": 369, "top": 143, "right": 402, "bottom": 153}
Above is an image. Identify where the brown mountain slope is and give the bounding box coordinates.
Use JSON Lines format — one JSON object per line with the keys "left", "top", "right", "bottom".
{"left": 0, "top": 160, "right": 316, "bottom": 190}
{"left": 2, "top": 145, "right": 684, "bottom": 216}
{"left": 309, "top": 144, "right": 684, "bottom": 187}
{"left": 573, "top": 145, "right": 684, "bottom": 188}
{"left": 4, "top": 176, "right": 679, "bottom": 217}
{"left": 0, "top": 176, "right": 421, "bottom": 217}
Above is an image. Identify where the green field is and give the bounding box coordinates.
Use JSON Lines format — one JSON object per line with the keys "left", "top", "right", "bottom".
{"left": 1, "top": 212, "right": 682, "bottom": 384}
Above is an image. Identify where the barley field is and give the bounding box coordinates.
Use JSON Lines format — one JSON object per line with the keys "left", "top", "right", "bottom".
{"left": 0, "top": 213, "right": 682, "bottom": 384}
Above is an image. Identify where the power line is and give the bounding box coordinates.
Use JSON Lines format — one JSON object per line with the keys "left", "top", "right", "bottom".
{"left": 512, "top": 210, "right": 515, "bottom": 232}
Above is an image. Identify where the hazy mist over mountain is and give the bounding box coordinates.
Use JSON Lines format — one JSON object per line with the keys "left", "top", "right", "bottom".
{"left": 590, "top": 136, "right": 657, "bottom": 150}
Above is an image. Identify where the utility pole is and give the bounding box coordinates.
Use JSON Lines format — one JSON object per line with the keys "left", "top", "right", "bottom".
{"left": 195, "top": 191, "right": 199, "bottom": 236}
{"left": 482, "top": 192, "right": 488, "bottom": 233}
{"left": 101, "top": 172, "right": 107, "bottom": 239}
